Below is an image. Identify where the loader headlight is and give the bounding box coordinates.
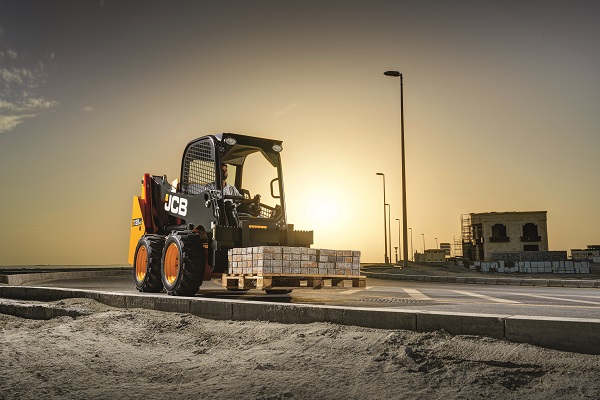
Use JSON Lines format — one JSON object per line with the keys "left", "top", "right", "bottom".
{"left": 224, "top": 137, "right": 237, "bottom": 146}
{"left": 272, "top": 144, "right": 282, "bottom": 152}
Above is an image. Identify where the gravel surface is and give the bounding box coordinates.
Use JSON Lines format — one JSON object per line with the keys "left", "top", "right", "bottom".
{"left": 1, "top": 298, "right": 599, "bottom": 400}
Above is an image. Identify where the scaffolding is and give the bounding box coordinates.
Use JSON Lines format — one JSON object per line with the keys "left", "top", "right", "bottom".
{"left": 461, "top": 213, "right": 472, "bottom": 242}
{"left": 460, "top": 213, "right": 473, "bottom": 260}
{"left": 453, "top": 236, "right": 463, "bottom": 257}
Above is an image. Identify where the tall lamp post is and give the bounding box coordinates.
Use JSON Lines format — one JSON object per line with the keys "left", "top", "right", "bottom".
{"left": 376, "top": 172, "right": 388, "bottom": 264}
{"left": 386, "top": 203, "right": 391, "bottom": 263}
{"left": 435, "top": 237, "right": 438, "bottom": 249}
{"left": 409, "top": 227, "right": 413, "bottom": 261}
{"left": 384, "top": 70, "right": 408, "bottom": 268}
{"left": 395, "top": 218, "right": 401, "bottom": 264}
{"left": 422, "top": 233, "right": 426, "bottom": 253}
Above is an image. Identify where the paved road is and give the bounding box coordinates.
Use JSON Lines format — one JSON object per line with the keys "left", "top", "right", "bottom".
{"left": 32, "top": 274, "right": 600, "bottom": 319}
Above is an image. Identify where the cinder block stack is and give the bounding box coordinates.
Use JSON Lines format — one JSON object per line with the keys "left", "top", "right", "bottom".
{"left": 551, "top": 261, "right": 590, "bottom": 274}
{"left": 228, "top": 246, "right": 361, "bottom": 276}
{"left": 475, "top": 261, "right": 505, "bottom": 273}
{"left": 476, "top": 260, "right": 591, "bottom": 274}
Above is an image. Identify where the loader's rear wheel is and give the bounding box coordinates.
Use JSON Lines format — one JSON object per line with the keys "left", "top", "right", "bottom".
{"left": 133, "top": 235, "right": 165, "bottom": 292}
{"left": 161, "top": 232, "right": 205, "bottom": 296}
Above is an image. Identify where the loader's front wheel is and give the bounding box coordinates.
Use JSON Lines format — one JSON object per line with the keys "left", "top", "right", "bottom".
{"left": 161, "top": 232, "right": 205, "bottom": 296}
{"left": 133, "top": 235, "right": 165, "bottom": 293}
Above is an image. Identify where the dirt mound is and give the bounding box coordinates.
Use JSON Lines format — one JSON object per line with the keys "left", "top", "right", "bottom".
{"left": 1, "top": 298, "right": 599, "bottom": 399}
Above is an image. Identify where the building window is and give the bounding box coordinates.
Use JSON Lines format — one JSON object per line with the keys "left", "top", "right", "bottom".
{"left": 490, "top": 224, "right": 509, "bottom": 242}
{"left": 524, "top": 244, "right": 539, "bottom": 251}
{"left": 521, "top": 223, "right": 541, "bottom": 242}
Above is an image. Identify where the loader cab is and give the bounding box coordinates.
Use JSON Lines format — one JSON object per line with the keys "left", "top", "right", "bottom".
{"left": 179, "top": 133, "right": 287, "bottom": 229}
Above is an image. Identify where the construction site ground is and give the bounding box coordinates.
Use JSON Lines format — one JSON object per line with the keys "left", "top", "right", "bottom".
{"left": 1, "top": 262, "right": 600, "bottom": 399}
{"left": 1, "top": 297, "right": 599, "bottom": 400}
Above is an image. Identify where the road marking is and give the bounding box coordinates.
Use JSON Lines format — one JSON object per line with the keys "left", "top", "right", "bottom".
{"left": 450, "top": 290, "right": 521, "bottom": 304}
{"left": 340, "top": 287, "right": 373, "bottom": 294}
{"left": 403, "top": 288, "right": 432, "bottom": 300}
{"left": 515, "top": 293, "right": 600, "bottom": 305}
{"left": 569, "top": 295, "right": 600, "bottom": 300}
{"left": 363, "top": 286, "right": 408, "bottom": 293}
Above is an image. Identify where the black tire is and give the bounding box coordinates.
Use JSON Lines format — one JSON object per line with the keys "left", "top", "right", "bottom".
{"left": 161, "top": 232, "right": 206, "bottom": 296}
{"left": 133, "top": 235, "right": 165, "bottom": 292}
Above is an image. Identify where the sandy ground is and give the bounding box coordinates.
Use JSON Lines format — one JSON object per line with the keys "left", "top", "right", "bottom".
{"left": 1, "top": 298, "right": 599, "bottom": 400}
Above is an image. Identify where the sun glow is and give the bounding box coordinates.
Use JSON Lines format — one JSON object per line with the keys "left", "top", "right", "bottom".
{"left": 307, "top": 196, "right": 338, "bottom": 226}
{"left": 293, "top": 187, "right": 352, "bottom": 237}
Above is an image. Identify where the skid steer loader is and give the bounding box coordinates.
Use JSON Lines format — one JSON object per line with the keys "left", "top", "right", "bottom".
{"left": 128, "top": 133, "right": 314, "bottom": 296}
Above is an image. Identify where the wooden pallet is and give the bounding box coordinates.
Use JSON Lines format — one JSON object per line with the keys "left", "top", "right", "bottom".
{"left": 221, "top": 273, "right": 367, "bottom": 291}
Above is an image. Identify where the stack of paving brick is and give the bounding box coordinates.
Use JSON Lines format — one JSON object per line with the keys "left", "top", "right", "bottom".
{"left": 551, "top": 261, "right": 590, "bottom": 274}
{"left": 476, "top": 260, "right": 590, "bottom": 274}
{"left": 518, "top": 261, "right": 553, "bottom": 273}
{"left": 517, "top": 260, "right": 591, "bottom": 274}
{"left": 228, "top": 246, "right": 361, "bottom": 276}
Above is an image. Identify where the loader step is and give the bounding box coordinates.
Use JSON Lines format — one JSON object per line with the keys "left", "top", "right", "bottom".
{"left": 221, "top": 273, "right": 366, "bottom": 291}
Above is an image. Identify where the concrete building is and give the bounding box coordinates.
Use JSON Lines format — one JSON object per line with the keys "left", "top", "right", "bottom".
{"left": 462, "top": 211, "right": 549, "bottom": 261}
{"left": 439, "top": 242, "right": 451, "bottom": 257}
{"left": 414, "top": 249, "right": 446, "bottom": 264}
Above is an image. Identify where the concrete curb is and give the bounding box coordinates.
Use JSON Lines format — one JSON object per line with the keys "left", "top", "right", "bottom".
{"left": 1, "top": 285, "right": 599, "bottom": 355}
{"left": 362, "top": 271, "right": 600, "bottom": 289}
{"left": 0, "top": 269, "right": 131, "bottom": 286}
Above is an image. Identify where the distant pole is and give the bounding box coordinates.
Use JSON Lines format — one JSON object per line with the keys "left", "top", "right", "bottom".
{"left": 435, "top": 237, "right": 438, "bottom": 249}
{"left": 409, "top": 227, "right": 413, "bottom": 261}
{"left": 386, "top": 203, "right": 391, "bottom": 263}
{"left": 422, "top": 233, "right": 425, "bottom": 253}
{"left": 376, "top": 172, "right": 388, "bottom": 264}
{"left": 396, "top": 218, "right": 401, "bottom": 264}
{"left": 384, "top": 70, "right": 408, "bottom": 268}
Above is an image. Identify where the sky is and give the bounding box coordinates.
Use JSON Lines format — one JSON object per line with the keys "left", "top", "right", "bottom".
{"left": 1, "top": 0, "right": 599, "bottom": 265}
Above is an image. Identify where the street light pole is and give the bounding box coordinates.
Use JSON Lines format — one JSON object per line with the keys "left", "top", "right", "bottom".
{"left": 435, "top": 237, "right": 438, "bottom": 249}
{"left": 384, "top": 70, "right": 408, "bottom": 268}
{"left": 376, "top": 172, "right": 388, "bottom": 264}
{"left": 409, "top": 227, "right": 413, "bottom": 261}
{"left": 386, "top": 203, "right": 391, "bottom": 263}
{"left": 422, "top": 233, "right": 426, "bottom": 253}
{"left": 395, "top": 218, "right": 401, "bottom": 265}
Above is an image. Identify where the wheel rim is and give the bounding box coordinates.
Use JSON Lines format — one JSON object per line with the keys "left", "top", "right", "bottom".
{"left": 135, "top": 246, "right": 148, "bottom": 282}
{"left": 164, "top": 242, "right": 180, "bottom": 284}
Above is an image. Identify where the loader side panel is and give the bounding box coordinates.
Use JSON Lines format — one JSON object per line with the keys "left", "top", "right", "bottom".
{"left": 141, "top": 173, "right": 157, "bottom": 233}
{"left": 128, "top": 196, "right": 146, "bottom": 265}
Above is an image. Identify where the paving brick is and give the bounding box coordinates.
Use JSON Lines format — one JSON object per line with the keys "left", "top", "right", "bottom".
{"left": 227, "top": 246, "right": 361, "bottom": 276}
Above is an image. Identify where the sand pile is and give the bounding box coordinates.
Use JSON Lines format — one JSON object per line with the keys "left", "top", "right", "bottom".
{"left": 1, "top": 298, "right": 599, "bottom": 399}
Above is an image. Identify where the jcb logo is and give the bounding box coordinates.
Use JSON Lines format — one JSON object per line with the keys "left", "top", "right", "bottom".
{"left": 164, "top": 194, "right": 188, "bottom": 217}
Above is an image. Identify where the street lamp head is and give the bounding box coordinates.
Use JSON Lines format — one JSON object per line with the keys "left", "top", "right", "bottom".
{"left": 384, "top": 70, "right": 401, "bottom": 77}
{"left": 376, "top": 172, "right": 384, "bottom": 176}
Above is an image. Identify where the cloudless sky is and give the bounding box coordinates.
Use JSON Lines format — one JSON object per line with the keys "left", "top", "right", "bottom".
{"left": 1, "top": 0, "right": 599, "bottom": 265}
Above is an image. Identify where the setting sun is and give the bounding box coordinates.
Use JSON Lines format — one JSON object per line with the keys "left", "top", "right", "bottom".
{"left": 305, "top": 195, "right": 339, "bottom": 227}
